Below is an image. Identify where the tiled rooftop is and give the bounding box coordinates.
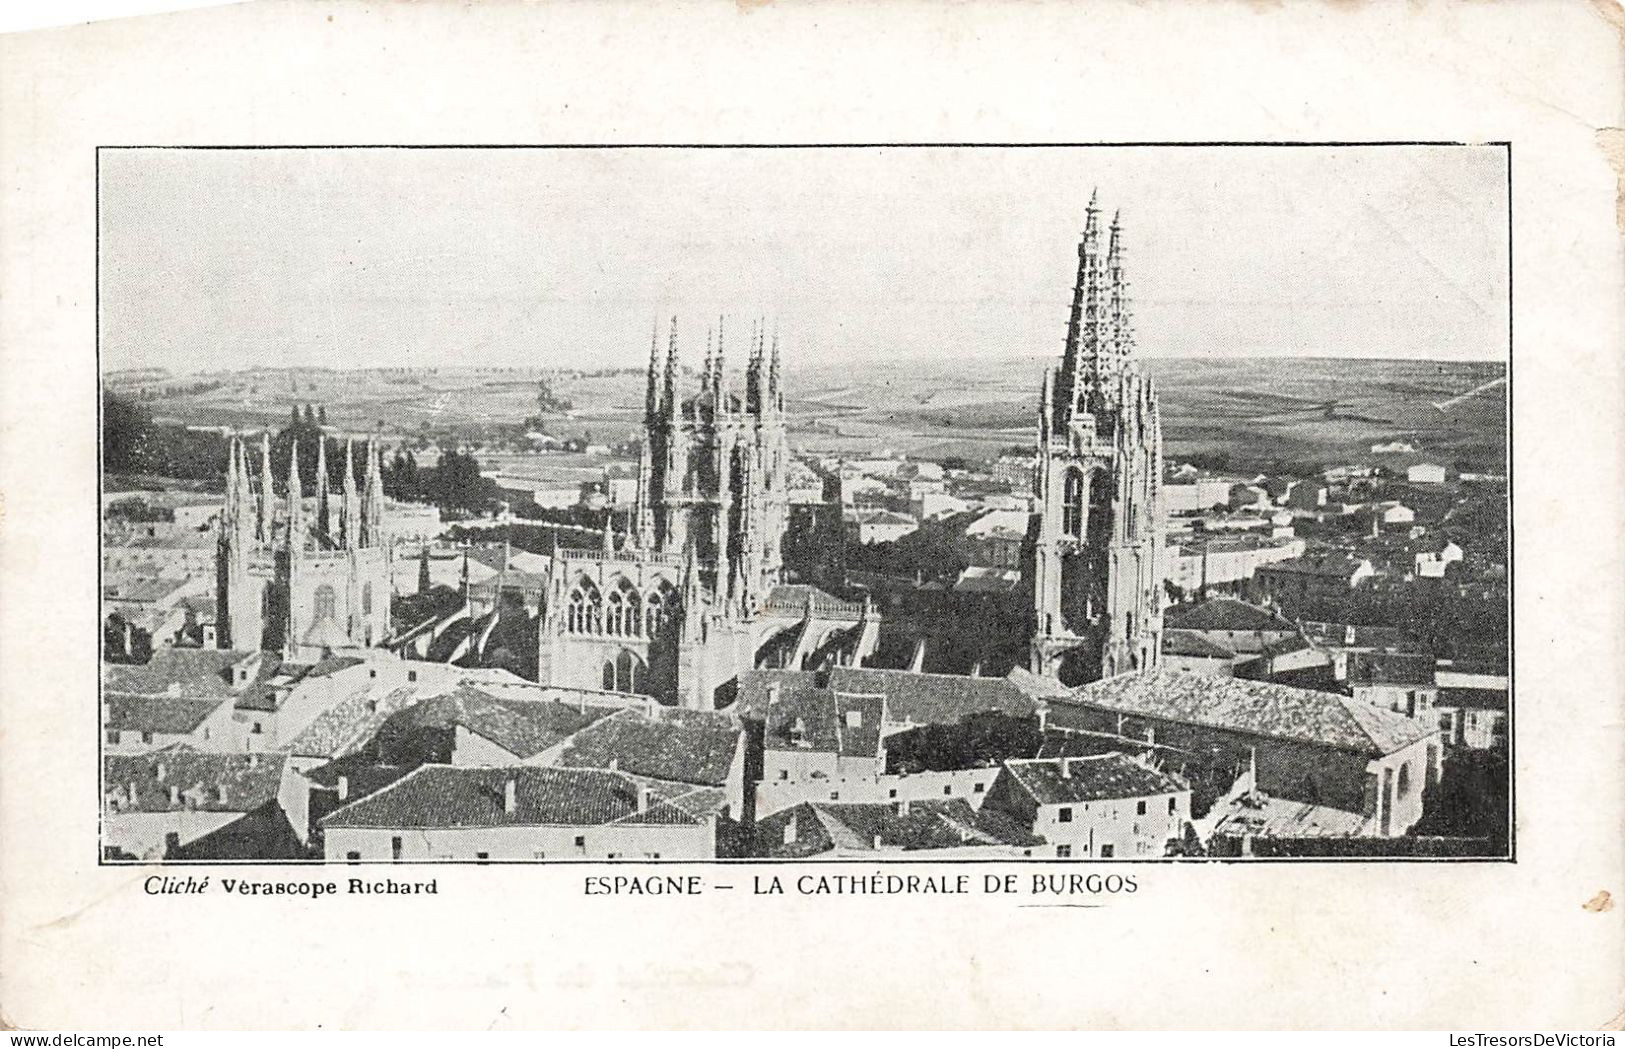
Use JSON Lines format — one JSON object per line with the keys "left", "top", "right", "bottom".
{"left": 320, "top": 765, "right": 707, "bottom": 829}
{"left": 105, "top": 749, "right": 288, "bottom": 813}
{"left": 105, "top": 693, "right": 227, "bottom": 735}
{"left": 1003, "top": 754, "right": 1188, "bottom": 806}
{"left": 557, "top": 707, "right": 741, "bottom": 787}
{"left": 1064, "top": 669, "right": 1435, "bottom": 756}
{"left": 1166, "top": 598, "right": 1294, "bottom": 633}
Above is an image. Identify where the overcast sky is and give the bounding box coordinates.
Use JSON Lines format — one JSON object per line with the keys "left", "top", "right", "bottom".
{"left": 99, "top": 145, "right": 1508, "bottom": 374}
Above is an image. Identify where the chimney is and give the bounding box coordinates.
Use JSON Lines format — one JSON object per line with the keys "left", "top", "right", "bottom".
{"left": 167, "top": 785, "right": 179, "bottom": 806}
{"left": 608, "top": 757, "right": 619, "bottom": 772}
{"left": 217, "top": 784, "right": 228, "bottom": 805}
{"left": 638, "top": 787, "right": 651, "bottom": 814}
{"left": 767, "top": 681, "right": 782, "bottom": 706}
{"left": 1059, "top": 759, "right": 1071, "bottom": 779}
{"left": 155, "top": 762, "right": 167, "bottom": 782}
{"left": 872, "top": 834, "right": 883, "bottom": 850}
{"left": 127, "top": 780, "right": 139, "bottom": 804}
{"left": 336, "top": 775, "right": 349, "bottom": 801}
{"left": 503, "top": 778, "right": 517, "bottom": 815}
{"left": 783, "top": 815, "right": 797, "bottom": 845}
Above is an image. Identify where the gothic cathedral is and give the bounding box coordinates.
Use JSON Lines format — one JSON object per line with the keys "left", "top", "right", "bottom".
{"left": 537, "top": 318, "right": 850, "bottom": 710}
{"left": 1027, "top": 193, "right": 1165, "bottom": 684}
{"left": 217, "top": 432, "right": 392, "bottom": 660}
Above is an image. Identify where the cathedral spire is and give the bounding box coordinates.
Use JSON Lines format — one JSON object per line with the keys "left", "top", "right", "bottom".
{"left": 769, "top": 324, "right": 782, "bottom": 414}
{"left": 286, "top": 439, "right": 304, "bottom": 554}
{"left": 662, "top": 316, "right": 679, "bottom": 423}
{"left": 1079, "top": 191, "right": 1106, "bottom": 411}
{"left": 1107, "top": 208, "right": 1134, "bottom": 371}
{"left": 644, "top": 316, "right": 662, "bottom": 426}
{"left": 315, "top": 435, "right": 331, "bottom": 542}
{"left": 702, "top": 325, "right": 715, "bottom": 411}
{"left": 223, "top": 436, "right": 242, "bottom": 540}
{"left": 257, "top": 432, "right": 273, "bottom": 545}
{"left": 362, "top": 438, "right": 385, "bottom": 548}
{"left": 341, "top": 438, "right": 359, "bottom": 550}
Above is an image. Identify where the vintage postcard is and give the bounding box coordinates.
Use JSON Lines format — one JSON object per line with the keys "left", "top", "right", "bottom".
{"left": 1, "top": 0, "right": 1620, "bottom": 1033}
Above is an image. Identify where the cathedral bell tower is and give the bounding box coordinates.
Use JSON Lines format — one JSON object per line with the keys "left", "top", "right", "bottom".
{"left": 1027, "top": 192, "right": 1165, "bottom": 684}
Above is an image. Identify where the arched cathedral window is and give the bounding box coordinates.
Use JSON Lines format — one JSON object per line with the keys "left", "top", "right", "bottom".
{"left": 644, "top": 579, "right": 677, "bottom": 636}
{"left": 1062, "top": 468, "right": 1086, "bottom": 538}
{"left": 602, "top": 648, "right": 645, "bottom": 694}
{"left": 314, "top": 585, "right": 336, "bottom": 623}
{"left": 566, "top": 577, "right": 602, "bottom": 634}
{"left": 605, "top": 577, "right": 641, "bottom": 637}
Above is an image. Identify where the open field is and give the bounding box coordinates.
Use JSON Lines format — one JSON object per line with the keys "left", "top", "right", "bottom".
{"left": 110, "top": 355, "right": 1507, "bottom": 474}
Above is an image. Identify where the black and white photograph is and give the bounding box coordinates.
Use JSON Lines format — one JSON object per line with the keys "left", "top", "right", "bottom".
{"left": 97, "top": 144, "right": 1512, "bottom": 866}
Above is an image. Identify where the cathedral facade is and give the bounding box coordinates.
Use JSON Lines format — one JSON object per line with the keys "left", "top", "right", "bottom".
{"left": 538, "top": 318, "right": 874, "bottom": 709}
{"left": 1027, "top": 194, "right": 1166, "bottom": 684}
{"left": 217, "top": 432, "right": 392, "bottom": 660}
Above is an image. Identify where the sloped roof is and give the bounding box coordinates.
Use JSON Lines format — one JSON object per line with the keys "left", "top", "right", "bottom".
{"left": 1003, "top": 754, "right": 1188, "bottom": 806}
{"left": 284, "top": 683, "right": 427, "bottom": 759}
{"left": 769, "top": 799, "right": 1042, "bottom": 853}
{"left": 105, "top": 749, "right": 287, "bottom": 813}
{"left": 320, "top": 765, "right": 706, "bottom": 829}
{"left": 1161, "top": 629, "right": 1236, "bottom": 660}
{"left": 829, "top": 667, "right": 1037, "bottom": 725}
{"left": 1209, "top": 792, "right": 1378, "bottom": 838}
{"left": 557, "top": 707, "right": 741, "bottom": 787}
{"left": 105, "top": 694, "right": 227, "bottom": 735}
{"left": 103, "top": 649, "right": 258, "bottom": 699}
{"left": 1166, "top": 598, "right": 1293, "bottom": 633}
{"left": 1065, "top": 669, "right": 1435, "bottom": 756}
{"left": 734, "top": 669, "right": 826, "bottom": 720}
{"left": 762, "top": 687, "right": 885, "bottom": 759}
{"left": 378, "top": 686, "right": 610, "bottom": 760}
{"left": 1348, "top": 651, "right": 1437, "bottom": 687}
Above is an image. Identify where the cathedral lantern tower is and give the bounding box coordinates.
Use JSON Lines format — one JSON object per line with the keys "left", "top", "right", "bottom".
{"left": 1027, "top": 193, "right": 1165, "bottom": 684}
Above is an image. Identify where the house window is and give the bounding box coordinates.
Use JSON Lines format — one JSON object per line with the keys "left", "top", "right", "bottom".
{"left": 1397, "top": 762, "right": 1412, "bottom": 798}
{"left": 475, "top": 851, "right": 489, "bottom": 861}
{"left": 390, "top": 836, "right": 403, "bottom": 860}
{"left": 829, "top": 792, "right": 839, "bottom": 801}
{"left": 251, "top": 722, "right": 263, "bottom": 735}
{"left": 1136, "top": 800, "right": 1147, "bottom": 816}
{"left": 1057, "top": 845, "right": 1072, "bottom": 858}
{"left": 533, "top": 851, "right": 547, "bottom": 859}
{"left": 574, "top": 835, "right": 586, "bottom": 848}
{"left": 1100, "top": 844, "right": 1114, "bottom": 858}
{"left": 1057, "top": 807, "right": 1072, "bottom": 823}
{"left": 141, "top": 731, "right": 154, "bottom": 744}
{"left": 362, "top": 582, "right": 373, "bottom": 615}
{"left": 943, "top": 785, "right": 952, "bottom": 795}
{"left": 973, "top": 782, "right": 986, "bottom": 794}
{"left": 346, "top": 851, "right": 361, "bottom": 862}
{"left": 888, "top": 789, "right": 897, "bottom": 798}
{"left": 778, "top": 770, "right": 790, "bottom": 781}
{"left": 105, "top": 730, "right": 119, "bottom": 744}
{"left": 1168, "top": 797, "right": 1177, "bottom": 814}
{"left": 407, "top": 670, "right": 418, "bottom": 683}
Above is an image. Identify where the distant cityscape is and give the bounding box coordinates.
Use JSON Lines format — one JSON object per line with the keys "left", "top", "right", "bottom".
{"left": 101, "top": 193, "right": 1510, "bottom": 864}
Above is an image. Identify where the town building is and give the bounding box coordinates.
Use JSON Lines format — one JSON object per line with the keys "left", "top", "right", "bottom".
{"left": 1048, "top": 669, "right": 1442, "bottom": 837}
{"left": 1027, "top": 194, "right": 1165, "bottom": 684}
{"left": 320, "top": 765, "right": 725, "bottom": 860}
{"left": 982, "top": 753, "right": 1190, "bottom": 859}
{"left": 103, "top": 748, "right": 309, "bottom": 860}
